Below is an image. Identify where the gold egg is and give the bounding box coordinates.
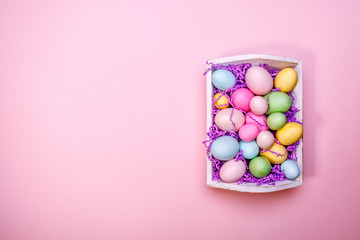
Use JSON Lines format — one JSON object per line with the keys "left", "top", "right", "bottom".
{"left": 274, "top": 68, "right": 298, "bottom": 93}
{"left": 213, "top": 93, "right": 230, "bottom": 109}
{"left": 276, "top": 122, "right": 303, "bottom": 146}
{"left": 260, "top": 143, "right": 288, "bottom": 164}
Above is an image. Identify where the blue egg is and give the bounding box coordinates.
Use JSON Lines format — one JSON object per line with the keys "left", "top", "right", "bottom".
{"left": 210, "top": 136, "right": 239, "bottom": 160}
{"left": 211, "top": 69, "right": 236, "bottom": 90}
{"left": 281, "top": 160, "right": 300, "bottom": 180}
{"left": 239, "top": 140, "right": 259, "bottom": 159}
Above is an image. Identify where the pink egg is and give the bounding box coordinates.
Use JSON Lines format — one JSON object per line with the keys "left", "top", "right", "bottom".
{"left": 245, "top": 111, "right": 268, "bottom": 131}
{"left": 220, "top": 159, "right": 246, "bottom": 183}
{"left": 230, "top": 88, "right": 254, "bottom": 112}
{"left": 238, "top": 123, "right": 259, "bottom": 142}
{"left": 245, "top": 66, "right": 273, "bottom": 95}
{"left": 256, "top": 131, "right": 275, "bottom": 149}
{"left": 215, "top": 108, "right": 245, "bottom": 132}
{"left": 250, "top": 96, "right": 268, "bottom": 115}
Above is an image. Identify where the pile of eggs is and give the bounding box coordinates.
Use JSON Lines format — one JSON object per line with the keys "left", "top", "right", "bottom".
{"left": 210, "top": 66, "right": 303, "bottom": 183}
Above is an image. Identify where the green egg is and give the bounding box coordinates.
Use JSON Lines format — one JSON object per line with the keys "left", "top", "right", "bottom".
{"left": 267, "top": 112, "right": 287, "bottom": 130}
{"left": 263, "top": 92, "right": 271, "bottom": 101}
{"left": 267, "top": 91, "right": 292, "bottom": 114}
{"left": 249, "top": 156, "right": 271, "bottom": 178}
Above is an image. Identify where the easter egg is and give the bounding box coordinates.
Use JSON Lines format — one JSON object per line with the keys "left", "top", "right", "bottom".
{"left": 267, "top": 112, "right": 287, "bottom": 130}
{"left": 245, "top": 111, "right": 268, "bottom": 131}
{"left": 260, "top": 142, "right": 288, "bottom": 164}
{"left": 249, "top": 156, "right": 271, "bottom": 178}
{"left": 239, "top": 140, "right": 259, "bottom": 159}
{"left": 281, "top": 160, "right": 300, "bottom": 179}
{"left": 215, "top": 108, "right": 245, "bottom": 132}
{"left": 238, "top": 123, "right": 259, "bottom": 142}
{"left": 267, "top": 91, "right": 292, "bottom": 114}
{"left": 256, "top": 131, "right": 275, "bottom": 149}
{"left": 210, "top": 136, "right": 239, "bottom": 160}
{"left": 212, "top": 69, "right": 236, "bottom": 90}
{"left": 213, "top": 92, "right": 230, "bottom": 109}
{"left": 276, "top": 122, "right": 303, "bottom": 145}
{"left": 274, "top": 68, "right": 298, "bottom": 93}
{"left": 263, "top": 92, "right": 271, "bottom": 101}
{"left": 220, "top": 159, "right": 246, "bottom": 183}
{"left": 230, "top": 88, "right": 254, "bottom": 112}
{"left": 245, "top": 66, "right": 273, "bottom": 95}
{"left": 250, "top": 96, "right": 268, "bottom": 115}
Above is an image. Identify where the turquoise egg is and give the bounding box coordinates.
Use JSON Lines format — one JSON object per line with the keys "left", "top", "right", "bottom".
{"left": 210, "top": 136, "right": 239, "bottom": 160}
{"left": 281, "top": 160, "right": 300, "bottom": 179}
{"left": 211, "top": 69, "right": 236, "bottom": 90}
{"left": 239, "top": 140, "right": 259, "bottom": 159}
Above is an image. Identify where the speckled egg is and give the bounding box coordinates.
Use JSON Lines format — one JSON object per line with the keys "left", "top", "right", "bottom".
{"left": 215, "top": 108, "right": 245, "bottom": 132}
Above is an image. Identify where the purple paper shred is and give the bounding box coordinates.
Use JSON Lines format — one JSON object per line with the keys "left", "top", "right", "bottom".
{"left": 238, "top": 164, "right": 285, "bottom": 185}
{"left": 274, "top": 138, "right": 281, "bottom": 145}
{"left": 203, "top": 62, "right": 302, "bottom": 186}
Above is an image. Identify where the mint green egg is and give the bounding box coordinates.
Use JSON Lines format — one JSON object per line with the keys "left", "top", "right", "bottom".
{"left": 263, "top": 92, "right": 271, "bottom": 101}
{"left": 267, "top": 112, "right": 287, "bottom": 130}
{"left": 249, "top": 156, "right": 271, "bottom": 178}
{"left": 267, "top": 92, "right": 292, "bottom": 114}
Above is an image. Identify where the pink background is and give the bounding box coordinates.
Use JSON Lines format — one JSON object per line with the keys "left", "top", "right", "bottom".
{"left": 1, "top": 0, "right": 360, "bottom": 239}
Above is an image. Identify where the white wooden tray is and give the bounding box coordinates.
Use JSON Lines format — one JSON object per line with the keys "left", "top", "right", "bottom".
{"left": 206, "top": 54, "right": 303, "bottom": 193}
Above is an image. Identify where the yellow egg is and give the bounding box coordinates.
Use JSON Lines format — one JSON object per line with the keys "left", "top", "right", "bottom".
{"left": 214, "top": 93, "right": 230, "bottom": 109}
{"left": 276, "top": 122, "right": 303, "bottom": 145}
{"left": 274, "top": 68, "right": 298, "bottom": 93}
{"left": 260, "top": 143, "right": 288, "bottom": 164}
